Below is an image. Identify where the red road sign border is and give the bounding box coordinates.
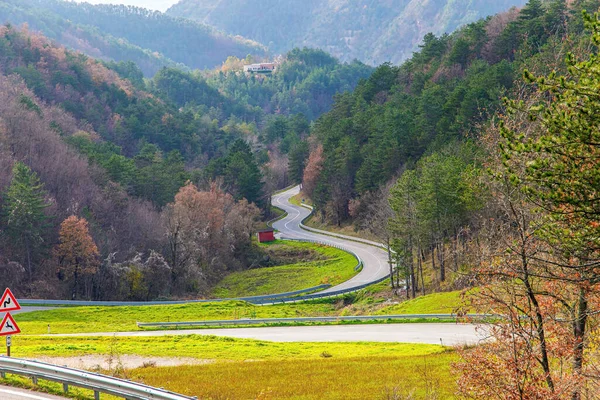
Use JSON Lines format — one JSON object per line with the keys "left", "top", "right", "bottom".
{"left": 0, "top": 313, "right": 20, "bottom": 336}
{"left": 0, "top": 288, "right": 20, "bottom": 312}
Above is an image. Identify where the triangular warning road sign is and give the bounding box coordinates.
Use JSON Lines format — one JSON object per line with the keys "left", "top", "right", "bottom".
{"left": 0, "top": 288, "right": 20, "bottom": 312}
{"left": 0, "top": 313, "right": 20, "bottom": 336}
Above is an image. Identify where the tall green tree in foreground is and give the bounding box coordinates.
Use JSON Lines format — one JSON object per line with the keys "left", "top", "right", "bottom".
{"left": 460, "top": 11, "right": 600, "bottom": 399}
{"left": 1, "top": 162, "right": 51, "bottom": 282}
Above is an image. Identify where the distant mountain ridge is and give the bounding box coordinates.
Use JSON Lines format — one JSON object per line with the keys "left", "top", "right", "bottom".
{"left": 0, "top": 0, "right": 267, "bottom": 75}
{"left": 167, "top": 0, "right": 528, "bottom": 65}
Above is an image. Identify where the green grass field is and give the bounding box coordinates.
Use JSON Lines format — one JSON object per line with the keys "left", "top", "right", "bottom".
{"left": 15, "top": 301, "right": 339, "bottom": 334}
{"left": 9, "top": 335, "right": 449, "bottom": 361}
{"left": 15, "top": 289, "right": 470, "bottom": 335}
{"left": 212, "top": 241, "right": 359, "bottom": 298}
{"left": 377, "top": 290, "right": 471, "bottom": 315}
{"left": 7, "top": 284, "right": 469, "bottom": 399}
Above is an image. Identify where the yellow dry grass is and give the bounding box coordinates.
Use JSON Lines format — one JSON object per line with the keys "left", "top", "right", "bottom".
{"left": 129, "top": 353, "right": 458, "bottom": 399}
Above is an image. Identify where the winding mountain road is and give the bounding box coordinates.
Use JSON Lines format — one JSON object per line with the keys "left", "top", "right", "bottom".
{"left": 272, "top": 185, "right": 391, "bottom": 293}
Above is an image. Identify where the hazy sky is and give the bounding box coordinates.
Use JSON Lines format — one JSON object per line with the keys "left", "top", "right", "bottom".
{"left": 70, "top": 0, "right": 179, "bottom": 12}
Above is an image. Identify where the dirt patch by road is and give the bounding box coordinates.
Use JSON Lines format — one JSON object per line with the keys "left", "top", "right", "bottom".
{"left": 32, "top": 355, "right": 213, "bottom": 370}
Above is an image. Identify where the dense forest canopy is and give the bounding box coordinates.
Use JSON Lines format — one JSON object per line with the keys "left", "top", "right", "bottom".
{"left": 0, "top": 14, "right": 370, "bottom": 300}
{"left": 1, "top": 0, "right": 597, "bottom": 313}
{"left": 2, "top": 1, "right": 600, "bottom": 397}
{"left": 305, "top": 0, "right": 589, "bottom": 227}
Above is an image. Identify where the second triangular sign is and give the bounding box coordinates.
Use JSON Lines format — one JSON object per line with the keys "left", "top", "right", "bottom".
{"left": 0, "top": 313, "right": 20, "bottom": 336}
{"left": 0, "top": 288, "right": 20, "bottom": 312}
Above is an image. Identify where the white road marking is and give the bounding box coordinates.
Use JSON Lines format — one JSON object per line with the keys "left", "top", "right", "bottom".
{"left": 0, "top": 387, "right": 64, "bottom": 400}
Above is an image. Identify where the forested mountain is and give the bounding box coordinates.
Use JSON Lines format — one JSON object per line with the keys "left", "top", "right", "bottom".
{"left": 300, "top": 0, "right": 599, "bottom": 293}
{"left": 145, "top": 49, "right": 371, "bottom": 191}
{"left": 305, "top": 0, "right": 580, "bottom": 224}
{"left": 0, "top": 25, "right": 266, "bottom": 299}
{"left": 205, "top": 49, "right": 372, "bottom": 120}
{"left": 0, "top": 0, "right": 266, "bottom": 76}
{"left": 167, "top": 0, "right": 528, "bottom": 65}
{"left": 0, "top": 16, "right": 370, "bottom": 300}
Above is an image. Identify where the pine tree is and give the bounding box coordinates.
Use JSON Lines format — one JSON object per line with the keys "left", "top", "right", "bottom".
{"left": 288, "top": 141, "right": 309, "bottom": 184}
{"left": 2, "top": 162, "right": 51, "bottom": 282}
{"left": 498, "top": 12, "right": 600, "bottom": 397}
{"left": 224, "top": 139, "right": 264, "bottom": 208}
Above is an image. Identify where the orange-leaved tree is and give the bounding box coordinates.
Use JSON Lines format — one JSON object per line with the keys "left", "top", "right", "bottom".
{"left": 55, "top": 216, "right": 99, "bottom": 300}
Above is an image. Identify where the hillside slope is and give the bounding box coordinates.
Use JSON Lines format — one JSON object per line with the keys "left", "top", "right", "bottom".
{"left": 167, "top": 0, "right": 527, "bottom": 65}
{"left": 0, "top": 0, "right": 266, "bottom": 75}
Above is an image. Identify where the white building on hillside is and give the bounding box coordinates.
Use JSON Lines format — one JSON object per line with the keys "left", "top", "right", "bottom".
{"left": 243, "top": 63, "right": 276, "bottom": 73}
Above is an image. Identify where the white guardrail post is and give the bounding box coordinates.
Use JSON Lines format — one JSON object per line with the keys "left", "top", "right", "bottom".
{"left": 0, "top": 357, "right": 196, "bottom": 400}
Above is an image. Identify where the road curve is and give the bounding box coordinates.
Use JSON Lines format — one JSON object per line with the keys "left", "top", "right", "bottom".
{"left": 19, "top": 185, "right": 391, "bottom": 307}
{"left": 272, "top": 185, "right": 390, "bottom": 293}
{"left": 0, "top": 387, "right": 66, "bottom": 400}
{"left": 53, "top": 323, "right": 484, "bottom": 346}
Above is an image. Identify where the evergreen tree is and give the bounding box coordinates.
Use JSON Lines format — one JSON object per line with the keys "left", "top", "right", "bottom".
{"left": 224, "top": 139, "right": 264, "bottom": 208}
{"left": 1, "top": 162, "right": 51, "bottom": 282}
{"left": 288, "top": 141, "right": 309, "bottom": 184}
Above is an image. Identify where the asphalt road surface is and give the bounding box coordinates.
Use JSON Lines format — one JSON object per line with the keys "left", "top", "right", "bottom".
{"left": 0, "top": 387, "right": 66, "bottom": 400}
{"left": 10, "top": 307, "right": 55, "bottom": 315}
{"left": 272, "top": 186, "right": 391, "bottom": 292}
{"left": 56, "top": 323, "right": 485, "bottom": 346}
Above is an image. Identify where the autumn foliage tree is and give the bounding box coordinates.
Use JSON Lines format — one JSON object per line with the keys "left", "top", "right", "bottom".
{"left": 458, "top": 11, "right": 600, "bottom": 399}
{"left": 301, "top": 144, "right": 323, "bottom": 198}
{"left": 163, "top": 182, "right": 260, "bottom": 293}
{"left": 55, "top": 216, "right": 99, "bottom": 300}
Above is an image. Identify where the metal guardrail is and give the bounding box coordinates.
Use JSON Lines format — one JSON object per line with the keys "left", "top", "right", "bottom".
{"left": 137, "top": 314, "right": 494, "bottom": 329}
{"left": 20, "top": 284, "right": 332, "bottom": 307}
{"left": 253, "top": 274, "right": 391, "bottom": 305}
{"left": 0, "top": 357, "right": 195, "bottom": 400}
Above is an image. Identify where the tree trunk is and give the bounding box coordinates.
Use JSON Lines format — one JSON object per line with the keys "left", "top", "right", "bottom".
{"left": 418, "top": 245, "right": 425, "bottom": 295}
{"left": 72, "top": 265, "right": 79, "bottom": 300}
{"left": 409, "top": 248, "right": 416, "bottom": 299}
{"left": 453, "top": 228, "right": 459, "bottom": 273}
{"left": 431, "top": 237, "right": 436, "bottom": 277}
{"left": 24, "top": 236, "right": 33, "bottom": 283}
{"left": 522, "top": 265, "right": 554, "bottom": 392}
{"left": 571, "top": 287, "right": 588, "bottom": 400}
{"left": 439, "top": 241, "right": 445, "bottom": 282}
{"left": 387, "top": 238, "right": 395, "bottom": 289}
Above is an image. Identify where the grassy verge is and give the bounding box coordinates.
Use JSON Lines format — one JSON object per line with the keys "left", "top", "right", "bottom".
{"left": 15, "top": 301, "right": 338, "bottom": 334}
{"left": 211, "top": 240, "right": 359, "bottom": 298}
{"left": 10, "top": 335, "right": 448, "bottom": 361}
{"left": 129, "top": 353, "right": 458, "bottom": 400}
{"left": 15, "top": 288, "right": 470, "bottom": 334}
{"left": 377, "top": 290, "right": 471, "bottom": 315}
{"left": 266, "top": 205, "right": 286, "bottom": 228}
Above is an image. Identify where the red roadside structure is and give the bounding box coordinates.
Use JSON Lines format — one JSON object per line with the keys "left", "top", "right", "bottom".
{"left": 257, "top": 229, "right": 275, "bottom": 243}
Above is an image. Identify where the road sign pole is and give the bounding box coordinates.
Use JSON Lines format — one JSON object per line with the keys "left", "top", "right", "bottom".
{"left": 6, "top": 335, "right": 11, "bottom": 357}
